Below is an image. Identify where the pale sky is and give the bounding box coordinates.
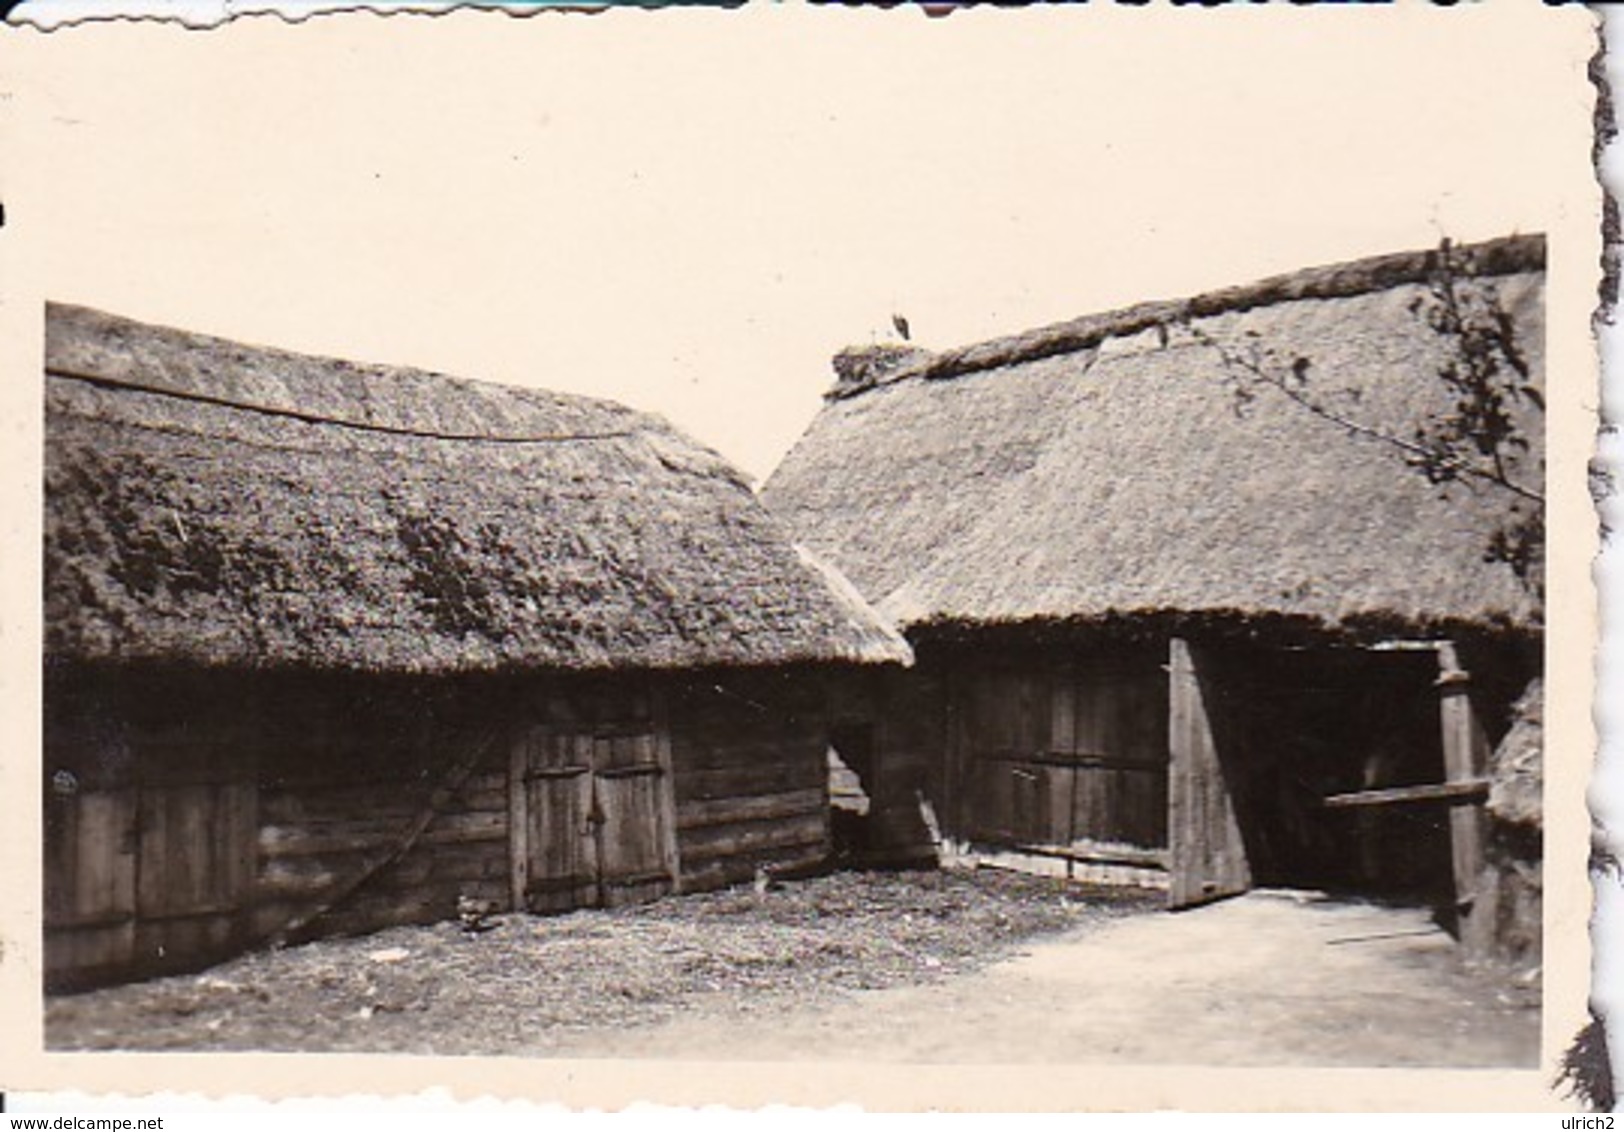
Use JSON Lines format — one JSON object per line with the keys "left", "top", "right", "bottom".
{"left": 3, "top": 5, "right": 1596, "bottom": 484}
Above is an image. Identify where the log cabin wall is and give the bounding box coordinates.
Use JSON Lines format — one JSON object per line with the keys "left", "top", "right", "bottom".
{"left": 666, "top": 668, "right": 833, "bottom": 893}
{"left": 45, "top": 664, "right": 842, "bottom": 989}
{"left": 252, "top": 671, "right": 515, "bottom": 944}
{"left": 44, "top": 666, "right": 520, "bottom": 989}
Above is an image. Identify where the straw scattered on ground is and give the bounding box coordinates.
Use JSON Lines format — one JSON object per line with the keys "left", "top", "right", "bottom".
{"left": 47, "top": 868, "right": 1159, "bottom": 1055}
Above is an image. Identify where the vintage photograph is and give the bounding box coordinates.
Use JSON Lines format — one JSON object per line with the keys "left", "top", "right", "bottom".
{"left": 0, "top": 1, "right": 1602, "bottom": 1113}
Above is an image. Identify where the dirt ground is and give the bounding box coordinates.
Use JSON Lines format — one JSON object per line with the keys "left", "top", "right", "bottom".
{"left": 46, "top": 873, "right": 1536, "bottom": 1067}
{"left": 46, "top": 869, "right": 1156, "bottom": 1055}
{"left": 552, "top": 887, "right": 1540, "bottom": 1067}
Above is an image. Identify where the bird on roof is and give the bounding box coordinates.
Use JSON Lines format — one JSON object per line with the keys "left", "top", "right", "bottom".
{"left": 891, "top": 313, "right": 912, "bottom": 342}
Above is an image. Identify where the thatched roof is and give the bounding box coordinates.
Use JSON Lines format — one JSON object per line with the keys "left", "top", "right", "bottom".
{"left": 45, "top": 303, "right": 911, "bottom": 673}
{"left": 762, "top": 236, "right": 1545, "bottom": 638}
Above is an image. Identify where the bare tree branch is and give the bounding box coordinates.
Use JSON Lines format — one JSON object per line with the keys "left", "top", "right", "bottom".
{"left": 1180, "top": 322, "right": 1545, "bottom": 505}
{"left": 1172, "top": 238, "right": 1545, "bottom": 599}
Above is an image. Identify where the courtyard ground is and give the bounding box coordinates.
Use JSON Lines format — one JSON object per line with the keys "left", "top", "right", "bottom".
{"left": 46, "top": 871, "right": 1536, "bottom": 1067}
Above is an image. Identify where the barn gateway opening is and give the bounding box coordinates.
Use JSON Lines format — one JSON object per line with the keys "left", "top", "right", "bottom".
{"left": 839, "top": 635, "right": 1530, "bottom": 936}
{"left": 1193, "top": 644, "right": 1455, "bottom": 904}
{"left": 1168, "top": 636, "right": 1530, "bottom": 939}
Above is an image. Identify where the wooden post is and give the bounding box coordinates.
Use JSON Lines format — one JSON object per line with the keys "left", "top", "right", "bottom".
{"left": 650, "top": 681, "right": 684, "bottom": 895}
{"left": 1436, "top": 642, "right": 1493, "bottom": 954}
{"left": 508, "top": 730, "right": 530, "bottom": 912}
{"left": 941, "top": 673, "right": 961, "bottom": 847}
{"left": 231, "top": 773, "right": 259, "bottom": 958}
{"left": 871, "top": 678, "right": 891, "bottom": 850}
{"left": 1052, "top": 660, "right": 1079, "bottom": 876}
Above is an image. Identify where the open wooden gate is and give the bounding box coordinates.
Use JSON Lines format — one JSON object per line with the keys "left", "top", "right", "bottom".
{"left": 509, "top": 715, "right": 679, "bottom": 914}
{"left": 1167, "top": 637, "right": 1252, "bottom": 910}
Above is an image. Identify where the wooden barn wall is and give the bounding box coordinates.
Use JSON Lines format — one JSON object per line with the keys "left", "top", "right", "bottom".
{"left": 251, "top": 672, "right": 514, "bottom": 944}
{"left": 43, "top": 667, "right": 522, "bottom": 988}
{"left": 840, "top": 634, "right": 1538, "bottom": 900}
{"left": 46, "top": 664, "right": 842, "bottom": 989}
{"left": 44, "top": 668, "right": 259, "bottom": 989}
{"left": 665, "top": 670, "right": 832, "bottom": 893}
{"left": 842, "top": 644, "right": 1170, "bottom": 867}
{"left": 940, "top": 645, "right": 1170, "bottom": 857}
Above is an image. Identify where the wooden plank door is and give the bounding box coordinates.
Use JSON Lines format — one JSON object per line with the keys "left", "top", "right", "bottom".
{"left": 134, "top": 780, "right": 256, "bottom": 972}
{"left": 1168, "top": 638, "right": 1252, "bottom": 910}
{"left": 513, "top": 729, "right": 599, "bottom": 913}
{"left": 45, "top": 752, "right": 255, "bottom": 983}
{"left": 511, "top": 719, "right": 678, "bottom": 913}
{"left": 592, "top": 730, "right": 678, "bottom": 908}
{"left": 43, "top": 782, "right": 139, "bottom": 984}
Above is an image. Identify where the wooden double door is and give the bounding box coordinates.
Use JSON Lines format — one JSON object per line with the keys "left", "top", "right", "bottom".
{"left": 510, "top": 721, "right": 679, "bottom": 913}
{"left": 44, "top": 742, "right": 256, "bottom": 987}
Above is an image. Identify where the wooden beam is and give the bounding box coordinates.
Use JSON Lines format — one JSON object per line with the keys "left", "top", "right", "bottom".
{"left": 678, "top": 811, "right": 828, "bottom": 863}
{"left": 1006, "top": 839, "right": 1169, "bottom": 871}
{"left": 650, "top": 682, "right": 684, "bottom": 895}
{"left": 1437, "top": 642, "right": 1492, "bottom": 952}
{"left": 676, "top": 761, "right": 824, "bottom": 801}
{"left": 509, "top": 729, "right": 530, "bottom": 912}
{"left": 259, "top": 817, "right": 510, "bottom": 859}
{"left": 1322, "top": 779, "right": 1490, "bottom": 809}
{"left": 943, "top": 673, "right": 966, "bottom": 838}
{"left": 676, "top": 787, "right": 828, "bottom": 831}
{"left": 1367, "top": 640, "right": 1446, "bottom": 653}
{"left": 679, "top": 844, "right": 829, "bottom": 895}
{"left": 981, "top": 749, "right": 1167, "bottom": 773}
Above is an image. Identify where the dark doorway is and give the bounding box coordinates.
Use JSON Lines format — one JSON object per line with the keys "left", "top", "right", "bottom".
{"left": 1199, "top": 645, "right": 1455, "bottom": 905}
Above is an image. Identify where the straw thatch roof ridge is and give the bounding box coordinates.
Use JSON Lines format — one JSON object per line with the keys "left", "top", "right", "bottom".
{"left": 46, "top": 302, "right": 911, "bottom": 673}
{"left": 762, "top": 235, "right": 1545, "bottom": 637}
{"left": 828, "top": 233, "right": 1545, "bottom": 399}
{"left": 46, "top": 301, "right": 721, "bottom": 459}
